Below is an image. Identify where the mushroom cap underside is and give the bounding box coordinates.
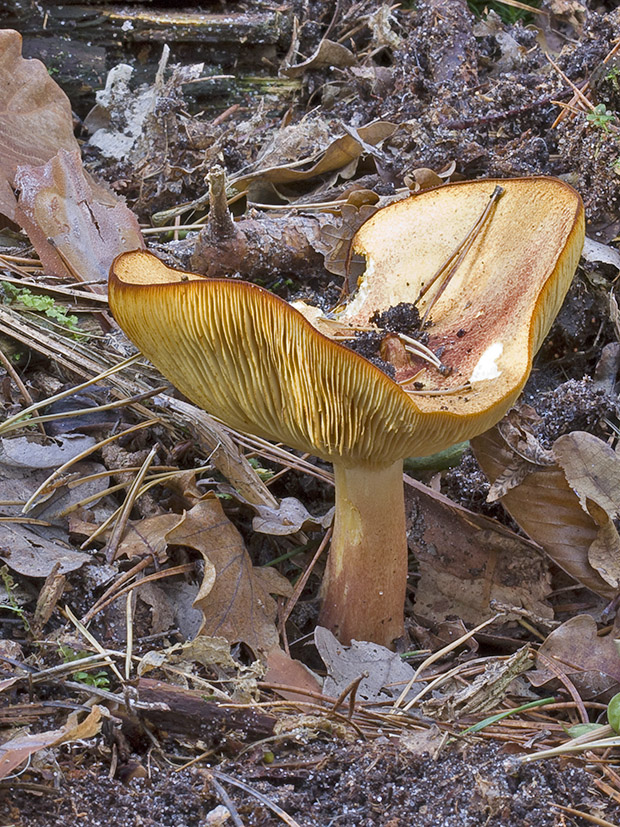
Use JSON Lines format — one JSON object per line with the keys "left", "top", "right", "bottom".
{"left": 109, "top": 177, "right": 584, "bottom": 466}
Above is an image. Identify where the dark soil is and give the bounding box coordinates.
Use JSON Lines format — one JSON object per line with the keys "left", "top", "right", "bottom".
{"left": 3, "top": 741, "right": 616, "bottom": 827}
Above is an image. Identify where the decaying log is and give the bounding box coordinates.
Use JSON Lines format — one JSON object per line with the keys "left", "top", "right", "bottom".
{"left": 134, "top": 678, "right": 276, "bottom": 745}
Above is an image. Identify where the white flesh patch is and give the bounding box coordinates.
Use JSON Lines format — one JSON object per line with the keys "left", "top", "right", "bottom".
{"left": 470, "top": 342, "right": 503, "bottom": 383}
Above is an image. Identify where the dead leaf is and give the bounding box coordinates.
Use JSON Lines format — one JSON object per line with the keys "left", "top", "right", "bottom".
{"left": 587, "top": 502, "right": 620, "bottom": 589}
{"left": 405, "top": 476, "right": 552, "bottom": 624}
{"left": 553, "top": 431, "right": 620, "bottom": 518}
{"left": 232, "top": 121, "right": 397, "bottom": 191}
{"left": 166, "top": 498, "right": 292, "bottom": 652}
{"left": 14, "top": 149, "right": 144, "bottom": 285}
{"left": 472, "top": 428, "right": 616, "bottom": 598}
{"left": 264, "top": 647, "right": 323, "bottom": 701}
{"left": 314, "top": 626, "right": 422, "bottom": 704}
{"left": 530, "top": 614, "right": 620, "bottom": 699}
{"left": 0, "top": 523, "right": 91, "bottom": 577}
{"left": 582, "top": 236, "right": 620, "bottom": 272}
{"left": 0, "top": 705, "right": 104, "bottom": 781}
{"left": 321, "top": 203, "right": 378, "bottom": 281}
{"left": 252, "top": 497, "right": 334, "bottom": 535}
{"left": 0, "top": 32, "right": 144, "bottom": 283}
{"left": 0, "top": 434, "right": 96, "bottom": 469}
{"left": 282, "top": 39, "right": 356, "bottom": 78}
{"left": 136, "top": 582, "right": 176, "bottom": 635}
{"left": 0, "top": 29, "right": 79, "bottom": 222}
{"left": 114, "top": 512, "right": 185, "bottom": 562}
{"left": 553, "top": 431, "right": 620, "bottom": 588}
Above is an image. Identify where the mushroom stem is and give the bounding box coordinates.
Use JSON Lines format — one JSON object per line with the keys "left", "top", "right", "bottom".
{"left": 319, "top": 459, "right": 407, "bottom": 646}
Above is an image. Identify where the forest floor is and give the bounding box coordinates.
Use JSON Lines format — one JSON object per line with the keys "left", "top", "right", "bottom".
{"left": 1, "top": 1, "right": 620, "bottom": 824}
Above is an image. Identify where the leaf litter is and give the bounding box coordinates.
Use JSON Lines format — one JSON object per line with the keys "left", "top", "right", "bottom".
{"left": 1, "top": 1, "right": 620, "bottom": 824}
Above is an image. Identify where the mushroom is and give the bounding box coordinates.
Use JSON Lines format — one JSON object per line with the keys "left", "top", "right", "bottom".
{"left": 108, "top": 177, "right": 584, "bottom": 647}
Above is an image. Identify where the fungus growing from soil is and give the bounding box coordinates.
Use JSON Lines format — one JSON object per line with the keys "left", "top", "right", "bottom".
{"left": 108, "top": 177, "right": 584, "bottom": 647}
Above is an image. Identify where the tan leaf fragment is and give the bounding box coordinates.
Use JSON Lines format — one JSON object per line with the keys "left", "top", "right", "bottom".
{"left": 282, "top": 39, "right": 356, "bottom": 78}
{"left": 251, "top": 497, "right": 334, "bottom": 536}
{"left": 0, "top": 705, "right": 104, "bottom": 782}
{"left": 553, "top": 431, "right": 620, "bottom": 588}
{"left": 472, "top": 428, "right": 616, "bottom": 598}
{"left": 553, "top": 431, "right": 620, "bottom": 518}
{"left": 14, "top": 149, "right": 144, "bottom": 285}
{"left": 0, "top": 523, "right": 91, "bottom": 577}
{"left": 530, "top": 614, "right": 620, "bottom": 699}
{"left": 166, "top": 498, "right": 292, "bottom": 653}
{"left": 114, "top": 512, "right": 185, "bottom": 562}
{"left": 232, "top": 121, "right": 397, "bottom": 191}
{"left": 0, "top": 29, "right": 79, "bottom": 221}
{"left": 405, "top": 476, "right": 552, "bottom": 624}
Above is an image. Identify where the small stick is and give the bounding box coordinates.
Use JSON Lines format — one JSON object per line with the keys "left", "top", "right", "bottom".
{"left": 419, "top": 185, "right": 504, "bottom": 328}
{"left": 206, "top": 770, "right": 303, "bottom": 827}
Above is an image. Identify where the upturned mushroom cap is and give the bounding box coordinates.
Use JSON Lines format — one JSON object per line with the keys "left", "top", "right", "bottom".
{"left": 108, "top": 177, "right": 584, "bottom": 466}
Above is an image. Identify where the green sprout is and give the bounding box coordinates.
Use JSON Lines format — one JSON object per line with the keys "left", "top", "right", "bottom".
{"left": 1, "top": 282, "right": 83, "bottom": 337}
{"left": 605, "top": 65, "right": 620, "bottom": 93}
{"left": 58, "top": 645, "right": 111, "bottom": 689}
{"left": 586, "top": 103, "right": 616, "bottom": 133}
{"left": 466, "top": 0, "right": 541, "bottom": 24}
{"left": 0, "top": 565, "right": 30, "bottom": 632}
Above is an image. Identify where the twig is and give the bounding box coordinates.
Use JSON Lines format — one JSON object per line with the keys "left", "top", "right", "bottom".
{"left": 207, "top": 774, "right": 246, "bottom": 827}
{"left": 206, "top": 770, "right": 303, "bottom": 827}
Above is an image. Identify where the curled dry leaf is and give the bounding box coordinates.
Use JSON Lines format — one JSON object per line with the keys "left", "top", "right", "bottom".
{"left": 0, "top": 705, "right": 104, "bottom": 782}
{"left": 530, "top": 614, "right": 620, "bottom": 700}
{"left": 14, "top": 149, "right": 143, "bottom": 286}
{"left": 406, "top": 476, "right": 552, "bottom": 625}
{"left": 472, "top": 427, "right": 616, "bottom": 598}
{"left": 0, "top": 29, "right": 78, "bottom": 221}
{"left": 0, "top": 31, "right": 143, "bottom": 284}
{"left": 231, "top": 121, "right": 397, "bottom": 193}
{"left": 553, "top": 430, "right": 620, "bottom": 588}
{"left": 251, "top": 497, "right": 334, "bottom": 536}
{"left": 282, "top": 39, "right": 356, "bottom": 78}
{"left": 0, "top": 523, "right": 91, "bottom": 577}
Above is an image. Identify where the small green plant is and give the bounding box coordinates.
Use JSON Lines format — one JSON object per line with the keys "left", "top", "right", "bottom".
{"left": 1, "top": 282, "right": 82, "bottom": 336}
{"left": 605, "top": 65, "right": 620, "bottom": 93}
{"left": 248, "top": 457, "right": 275, "bottom": 481}
{"left": 0, "top": 565, "right": 30, "bottom": 632}
{"left": 466, "top": 0, "right": 541, "bottom": 24}
{"left": 586, "top": 103, "right": 616, "bottom": 133}
{"left": 58, "top": 644, "right": 111, "bottom": 689}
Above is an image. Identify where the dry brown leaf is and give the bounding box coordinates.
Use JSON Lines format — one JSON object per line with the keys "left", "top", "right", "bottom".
{"left": 530, "top": 614, "right": 620, "bottom": 699}
{"left": 0, "top": 29, "right": 79, "bottom": 221}
{"left": 587, "top": 501, "right": 620, "bottom": 589}
{"left": 232, "top": 121, "right": 397, "bottom": 191}
{"left": 472, "top": 428, "right": 616, "bottom": 598}
{"left": 14, "top": 149, "right": 144, "bottom": 285}
{"left": 264, "top": 646, "right": 323, "bottom": 701}
{"left": 0, "top": 523, "right": 91, "bottom": 577}
{"left": 0, "top": 31, "right": 143, "bottom": 283}
{"left": 315, "top": 626, "right": 421, "bottom": 704}
{"left": 166, "top": 498, "right": 292, "bottom": 653}
{"left": 405, "top": 475, "right": 552, "bottom": 623}
{"left": 282, "top": 39, "right": 356, "bottom": 78}
{"left": 554, "top": 431, "right": 620, "bottom": 518}
{"left": 114, "top": 512, "right": 185, "bottom": 562}
{"left": 0, "top": 705, "right": 104, "bottom": 781}
{"left": 321, "top": 203, "right": 378, "bottom": 281}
